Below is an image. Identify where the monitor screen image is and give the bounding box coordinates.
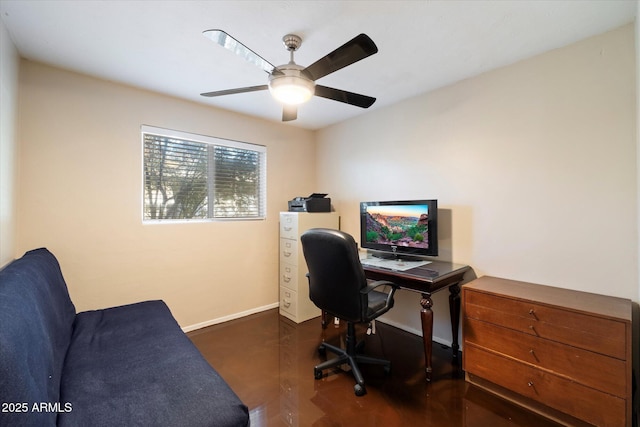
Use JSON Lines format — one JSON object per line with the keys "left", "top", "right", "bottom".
{"left": 360, "top": 200, "right": 438, "bottom": 258}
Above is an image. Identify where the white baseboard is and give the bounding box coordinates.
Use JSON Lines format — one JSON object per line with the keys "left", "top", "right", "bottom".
{"left": 376, "top": 318, "right": 452, "bottom": 348}
{"left": 181, "top": 302, "right": 279, "bottom": 333}
{"left": 182, "top": 303, "right": 453, "bottom": 348}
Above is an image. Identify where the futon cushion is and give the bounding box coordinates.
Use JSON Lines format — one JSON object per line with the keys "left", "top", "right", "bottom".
{"left": 0, "top": 248, "right": 76, "bottom": 427}
{"left": 58, "top": 300, "right": 249, "bottom": 427}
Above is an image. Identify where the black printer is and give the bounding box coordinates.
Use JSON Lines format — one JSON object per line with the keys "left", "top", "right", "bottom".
{"left": 288, "top": 193, "right": 331, "bottom": 212}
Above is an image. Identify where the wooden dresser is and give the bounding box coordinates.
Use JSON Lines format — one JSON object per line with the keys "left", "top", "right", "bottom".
{"left": 462, "top": 276, "right": 632, "bottom": 427}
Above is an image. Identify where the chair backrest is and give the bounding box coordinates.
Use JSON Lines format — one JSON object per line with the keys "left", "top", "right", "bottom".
{"left": 300, "top": 228, "right": 368, "bottom": 323}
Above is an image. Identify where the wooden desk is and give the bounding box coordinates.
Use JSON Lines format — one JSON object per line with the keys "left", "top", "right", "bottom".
{"left": 361, "top": 259, "right": 470, "bottom": 381}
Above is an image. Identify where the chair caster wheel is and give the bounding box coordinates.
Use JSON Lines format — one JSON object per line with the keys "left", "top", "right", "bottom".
{"left": 354, "top": 384, "right": 366, "bottom": 396}
{"left": 314, "top": 368, "right": 323, "bottom": 380}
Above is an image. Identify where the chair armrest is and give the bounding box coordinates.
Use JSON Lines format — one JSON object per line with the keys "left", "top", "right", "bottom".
{"left": 360, "top": 281, "right": 398, "bottom": 316}
{"left": 360, "top": 280, "right": 397, "bottom": 294}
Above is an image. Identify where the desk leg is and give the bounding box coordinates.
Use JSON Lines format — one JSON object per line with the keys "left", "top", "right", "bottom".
{"left": 420, "top": 294, "right": 434, "bottom": 382}
{"left": 449, "top": 284, "right": 461, "bottom": 361}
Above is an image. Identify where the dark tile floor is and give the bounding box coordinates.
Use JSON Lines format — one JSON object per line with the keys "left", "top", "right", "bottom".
{"left": 188, "top": 309, "right": 562, "bottom": 427}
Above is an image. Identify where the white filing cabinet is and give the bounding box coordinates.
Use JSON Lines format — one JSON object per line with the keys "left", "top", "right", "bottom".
{"left": 279, "top": 212, "right": 339, "bottom": 323}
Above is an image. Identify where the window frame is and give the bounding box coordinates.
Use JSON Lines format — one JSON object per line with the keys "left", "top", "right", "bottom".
{"left": 141, "top": 125, "right": 267, "bottom": 223}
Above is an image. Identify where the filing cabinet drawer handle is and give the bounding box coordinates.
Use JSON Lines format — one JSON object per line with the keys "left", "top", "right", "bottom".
{"left": 283, "top": 275, "right": 291, "bottom": 282}
{"left": 283, "top": 251, "right": 292, "bottom": 257}
{"left": 283, "top": 300, "right": 291, "bottom": 308}
{"left": 284, "top": 226, "right": 292, "bottom": 231}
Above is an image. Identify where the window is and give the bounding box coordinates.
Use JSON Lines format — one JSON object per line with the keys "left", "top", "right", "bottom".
{"left": 142, "top": 126, "right": 266, "bottom": 221}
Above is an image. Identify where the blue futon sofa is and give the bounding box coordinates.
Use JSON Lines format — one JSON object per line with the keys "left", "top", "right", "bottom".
{"left": 0, "top": 248, "right": 250, "bottom": 427}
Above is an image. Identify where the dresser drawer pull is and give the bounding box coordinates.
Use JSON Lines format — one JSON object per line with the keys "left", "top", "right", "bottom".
{"left": 528, "top": 325, "right": 538, "bottom": 335}
{"left": 527, "top": 381, "right": 534, "bottom": 387}
{"left": 529, "top": 349, "right": 539, "bottom": 362}
{"left": 528, "top": 308, "right": 538, "bottom": 320}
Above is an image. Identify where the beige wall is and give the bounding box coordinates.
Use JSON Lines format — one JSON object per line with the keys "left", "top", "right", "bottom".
{"left": 0, "top": 18, "right": 19, "bottom": 267}
{"left": 316, "top": 24, "right": 638, "bottom": 343}
{"left": 634, "top": 3, "right": 639, "bottom": 402}
{"left": 16, "top": 61, "right": 316, "bottom": 328}
{"left": 636, "top": 1, "right": 640, "bottom": 303}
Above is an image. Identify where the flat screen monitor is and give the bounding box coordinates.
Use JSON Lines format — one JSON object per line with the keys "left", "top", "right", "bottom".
{"left": 360, "top": 199, "right": 438, "bottom": 258}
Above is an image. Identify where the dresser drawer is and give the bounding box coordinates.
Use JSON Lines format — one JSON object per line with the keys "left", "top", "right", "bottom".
{"left": 279, "top": 238, "right": 298, "bottom": 264}
{"left": 279, "top": 213, "right": 298, "bottom": 239}
{"left": 464, "top": 291, "right": 627, "bottom": 359}
{"left": 280, "top": 262, "right": 298, "bottom": 291}
{"left": 465, "top": 345, "right": 626, "bottom": 427}
{"left": 464, "top": 318, "right": 626, "bottom": 397}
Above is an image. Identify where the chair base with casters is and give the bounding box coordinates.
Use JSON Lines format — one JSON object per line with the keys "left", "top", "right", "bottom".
{"left": 313, "top": 322, "right": 391, "bottom": 396}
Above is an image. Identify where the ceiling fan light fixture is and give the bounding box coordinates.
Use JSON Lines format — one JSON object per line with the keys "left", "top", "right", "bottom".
{"left": 269, "top": 75, "right": 315, "bottom": 105}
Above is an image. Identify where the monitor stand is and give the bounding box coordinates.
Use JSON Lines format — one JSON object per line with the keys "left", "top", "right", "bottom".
{"left": 370, "top": 251, "right": 425, "bottom": 262}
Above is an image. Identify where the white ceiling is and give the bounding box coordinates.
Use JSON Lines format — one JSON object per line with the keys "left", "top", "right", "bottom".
{"left": 0, "top": 0, "right": 636, "bottom": 130}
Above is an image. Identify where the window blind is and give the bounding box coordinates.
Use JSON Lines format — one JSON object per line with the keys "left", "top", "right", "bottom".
{"left": 142, "top": 126, "right": 266, "bottom": 221}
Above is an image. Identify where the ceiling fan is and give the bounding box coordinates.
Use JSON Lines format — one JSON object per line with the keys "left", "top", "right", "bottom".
{"left": 200, "top": 30, "right": 378, "bottom": 122}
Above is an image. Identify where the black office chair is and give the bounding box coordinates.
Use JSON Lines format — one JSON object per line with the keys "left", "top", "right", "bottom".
{"left": 300, "top": 228, "right": 397, "bottom": 396}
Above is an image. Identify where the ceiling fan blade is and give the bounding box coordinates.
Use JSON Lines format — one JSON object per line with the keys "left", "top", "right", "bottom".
{"left": 200, "top": 85, "right": 268, "bottom": 97}
{"left": 203, "top": 29, "right": 279, "bottom": 75}
{"left": 282, "top": 105, "right": 297, "bottom": 122}
{"left": 314, "top": 85, "right": 376, "bottom": 108}
{"left": 303, "top": 34, "right": 378, "bottom": 81}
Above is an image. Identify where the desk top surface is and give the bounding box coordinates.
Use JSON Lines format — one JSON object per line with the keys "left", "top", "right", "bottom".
{"left": 360, "top": 256, "right": 469, "bottom": 293}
